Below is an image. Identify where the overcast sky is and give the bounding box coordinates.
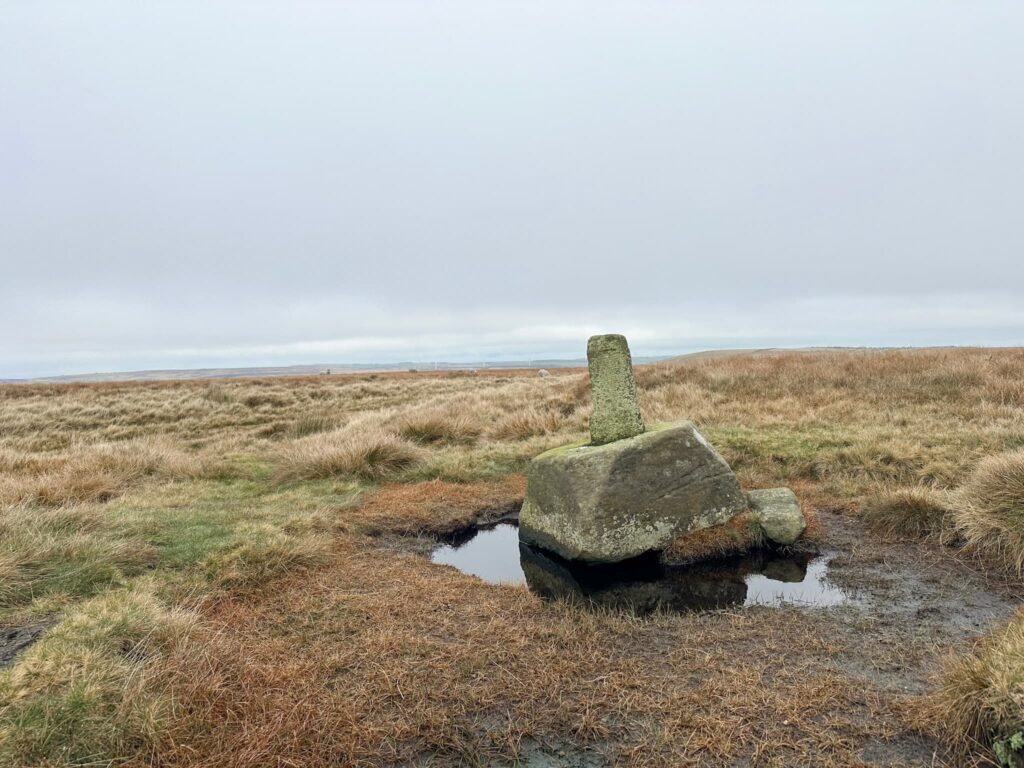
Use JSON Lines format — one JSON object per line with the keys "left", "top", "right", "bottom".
{"left": 2, "top": 2, "right": 1022, "bottom": 378}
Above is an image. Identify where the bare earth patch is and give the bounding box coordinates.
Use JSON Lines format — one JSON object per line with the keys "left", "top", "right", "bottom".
{"left": 0, "top": 621, "right": 52, "bottom": 669}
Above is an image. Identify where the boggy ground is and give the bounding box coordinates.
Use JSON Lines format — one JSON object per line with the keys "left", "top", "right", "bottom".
{"left": 141, "top": 501, "right": 1021, "bottom": 768}
{"left": 3, "top": 349, "right": 1024, "bottom": 766}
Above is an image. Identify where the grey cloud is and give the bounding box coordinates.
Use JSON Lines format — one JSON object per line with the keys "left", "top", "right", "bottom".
{"left": 2, "top": 2, "right": 1022, "bottom": 377}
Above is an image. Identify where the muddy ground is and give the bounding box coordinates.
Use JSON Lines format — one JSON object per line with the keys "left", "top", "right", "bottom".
{"left": 4, "top": 508, "right": 1019, "bottom": 766}
{"left": 0, "top": 620, "right": 52, "bottom": 669}
{"left": 411, "top": 508, "right": 1024, "bottom": 766}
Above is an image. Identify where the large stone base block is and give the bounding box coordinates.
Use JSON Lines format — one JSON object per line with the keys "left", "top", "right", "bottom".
{"left": 519, "top": 422, "right": 747, "bottom": 564}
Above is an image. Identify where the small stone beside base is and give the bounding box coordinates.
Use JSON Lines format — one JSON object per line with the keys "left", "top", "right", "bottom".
{"left": 747, "top": 488, "right": 807, "bottom": 545}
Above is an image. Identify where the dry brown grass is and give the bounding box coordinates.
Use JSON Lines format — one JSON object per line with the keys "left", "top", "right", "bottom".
{"left": 274, "top": 425, "right": 426, "bottom": 483}
{"left": 863, "top": 487, "right": 954, "bottom": 540}
{"left": 949, "top": 451, "right": 1024, "bottom": 577}
{"left": 3, "top": 349, "right": 1024, "bottom": 765}
{"left": 491, "top": 405, "right": 565, "bottom": 440}
{"left": 927, "top": 608, "right": 1024, "bottom": 759}
{"left": 0, "top": 437, "right": 223, "bottom": 507}
{"left": 4, "top": 348, "right": 1022, "bottom": 499}
{"left": 662, "top": 505, "right": 824, "bottom": 565}
{"left": 662, "top": 512, "right": 765, "bottom": 565}
{"left": 132, "top": 541, "right": 913, "bottom": 768}
{"left": 348, "top": 475, "right": 526, "bottom": 536}
{"left": 288, "top": 413, "right": 342, "bottom": 438}
{"left": 394, "top": 406, "right": 482, "bottom": 446}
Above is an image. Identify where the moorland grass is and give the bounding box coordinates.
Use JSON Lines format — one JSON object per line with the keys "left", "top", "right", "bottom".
{"left": 862, "top": 487, "right": 953, "bottom": 540}
{"left": 930, "top": 608, "right": 1024, "bottom": 761}
{"left": 951, "top": 451, "right": 1024, "bottom": 576}
{"left": 2, "top": 350, "right": 1024, "bottom": 764}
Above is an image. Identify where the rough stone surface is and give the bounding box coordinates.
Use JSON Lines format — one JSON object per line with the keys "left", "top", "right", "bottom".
{"left": 519, "top": 422, "right": 747, "bottom": 563}
{"left": 748, "top": 487, "right": 806, "bottom": 545}
{"left": 587, "top": 334, "right": 645, "bottom": 445}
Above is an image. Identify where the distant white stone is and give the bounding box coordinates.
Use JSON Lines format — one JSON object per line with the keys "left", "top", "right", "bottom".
{"left": 537, "top": 369, "right": 551, "bottom": 378}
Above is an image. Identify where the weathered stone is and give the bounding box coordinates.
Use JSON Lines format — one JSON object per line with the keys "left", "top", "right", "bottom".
{"left": 537, "top": 368, "right": 551, "bottom": 378}
{"left": 519, "top": 422, "right": 747, "bottom": 563}
{"left": 748, "top": 488, "right": 806, "bottom": 545}
{"left": 587, "top": 334, "right": 645, "bottom": 445}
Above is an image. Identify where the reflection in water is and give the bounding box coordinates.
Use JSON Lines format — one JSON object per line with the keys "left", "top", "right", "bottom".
{"left": 431, "top": 522, "right": 525, "bottom": 584}
{"left": 430, "top": 521, "right": 846, "bottom": 613}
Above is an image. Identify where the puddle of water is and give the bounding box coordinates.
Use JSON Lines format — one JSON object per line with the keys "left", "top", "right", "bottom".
{"left": 431, "top": 521, "right": 847, "bottom": 613}
{"left": 431, "top": 522, "right": 525, "bottom": 585}
{"left": 744, "top": 555, "right": 846, "bottom": 607}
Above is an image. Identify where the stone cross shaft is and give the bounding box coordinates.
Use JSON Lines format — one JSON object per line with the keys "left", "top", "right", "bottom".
{"left": 586, "top": 334, "right": 645, "bottom": 445}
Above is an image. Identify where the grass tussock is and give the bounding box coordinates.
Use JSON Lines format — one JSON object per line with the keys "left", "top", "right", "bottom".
{"left": 491, "top": 406, "right": 564, "bottom": 440}
{"left": 203, "top": 524, "right": 332, "bottom": 592}
{"left": 862, "top": 487, "right": 953, "bottom": 539}
{"left": 0, "top": 584, "right": 198, "bottom": 766}
{"left": 275, "top": 426, "right": 425, "bottom": 483}
{"left": 288, "top": 413, "right": 341, "bottom": 438}
{"left": 949, "top": 451, "right": 1024, "bottom": 576}
{"left": 395, "top": 408, "right": 481, "bottom": 446}
{"left": 0, "top": 504, "right": 156, "bottom": 611}
{"left": 0, "top": 438, "right": 223, "bottom": 507}
{"left": 929, "top": 609, "right": 1024, "bottom": 761}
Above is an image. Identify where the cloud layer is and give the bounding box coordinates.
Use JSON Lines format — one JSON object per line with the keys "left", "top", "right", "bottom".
{"left": 2, "top": 2, "right": 1022, "bottom": 376}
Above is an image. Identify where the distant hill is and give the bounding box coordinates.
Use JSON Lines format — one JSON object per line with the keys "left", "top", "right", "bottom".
{"left": 2, "top": 348, "right": 993, "bottom": 384}
{"left": 10, "top": 358, "right": 655, "bottom": 384}
{"left": 667, "top": 346, "right": 969, "bottom": 363}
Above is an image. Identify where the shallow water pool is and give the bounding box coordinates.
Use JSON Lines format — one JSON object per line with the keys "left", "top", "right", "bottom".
{"left": 431, "top": 521, "right": 847, "bottom": 613}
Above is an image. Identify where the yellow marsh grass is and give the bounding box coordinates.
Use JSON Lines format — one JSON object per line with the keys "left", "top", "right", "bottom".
{"left": 0, "top": 437, "right": 223, "bottom": 507}
{"left": 930, "top": 608, "right": 1024, "bottom": 755}
{"left": 273, "top": 425, "right": 425, "bottom": 483}
{"left": 0, "top": 583, "right": 198, "bottom": 765}
{"left": 950, "top": 451, "right": 1024, "bottom": 576}
{"left": 862, "top": 487, "right": 954, "bottom": 540}
{"left": 393, "top": 406, "right": 481, "bottom": 446}
{"left": 348, "top": 476, "right": 526, "bottom": 536}
{"left": 4, "top": 349, "right": 1023, "bottom": 500}
{"left": 3, "top": 350, "right": 1024, "bottom": 764}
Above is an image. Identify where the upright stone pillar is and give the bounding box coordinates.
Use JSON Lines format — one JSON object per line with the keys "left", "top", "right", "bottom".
{"left": 587, "top": 334, "right": 645, "bottom": 445}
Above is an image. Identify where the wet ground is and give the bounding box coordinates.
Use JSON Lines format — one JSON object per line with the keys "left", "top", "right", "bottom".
{"left": 421, "top": 508, "right": 1024, "bottom": 766}
{"left": 432, "top": 521, "right": 848, "bottom": 613}
{"left": 0, "top": 620, "right": 52, "bottom": 668}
